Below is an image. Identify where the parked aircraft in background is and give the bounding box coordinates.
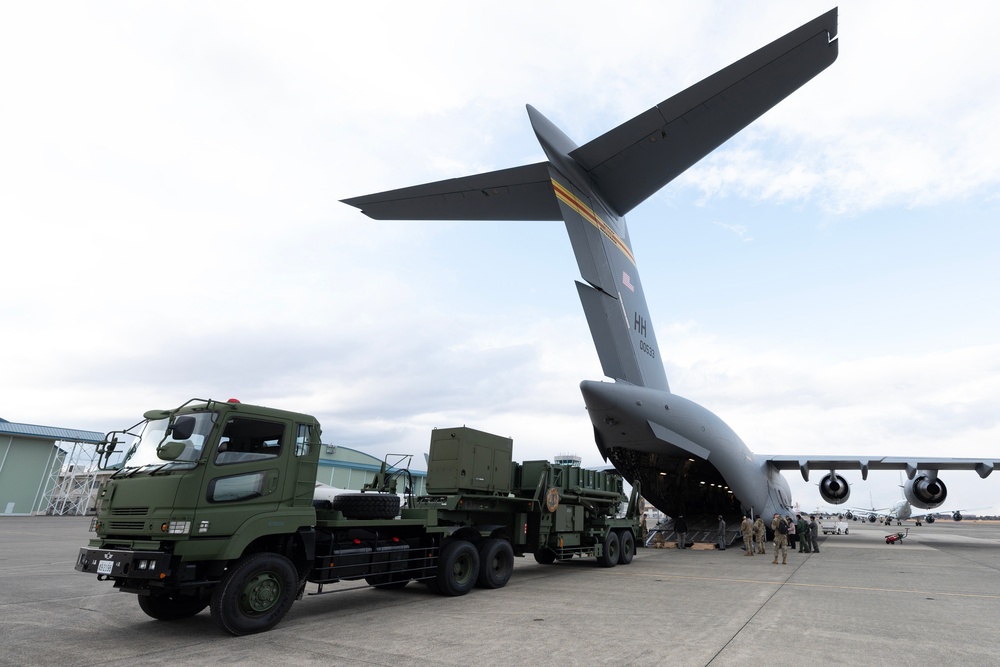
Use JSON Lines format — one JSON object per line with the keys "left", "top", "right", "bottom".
{"left": 847, "top": 499, "right": 972, "bottom": 526}
{"left": 343, "top": 8, "right": 1000, "bottom": 526}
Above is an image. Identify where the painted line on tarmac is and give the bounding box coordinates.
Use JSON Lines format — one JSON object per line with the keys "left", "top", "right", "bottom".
{"left": 643, "top": 573, "right": 1000, "bottom": 600}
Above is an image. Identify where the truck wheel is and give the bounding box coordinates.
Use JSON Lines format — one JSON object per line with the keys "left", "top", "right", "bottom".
{"left": 533, "top": 548, "right": 556, "bottom": 565}
{"left": 435, "top": 540, "right": 479, "bottom": 596}
{"left": 477, "top": 538, "right": 514, "bottom": 589}
{"left": 210, "top": 553, "right": 298, "bottom": 636}
{"left": 617, "top": 530, "right": 635, "bottom": 565}
{"left": 137, "top": 592, "right": 208, "bottom": 620}
{"left": 597, "top": 531, "right": 620, "bottom": 568}
{"left": 331, "top": 493, "right": 400, "bottom": 520}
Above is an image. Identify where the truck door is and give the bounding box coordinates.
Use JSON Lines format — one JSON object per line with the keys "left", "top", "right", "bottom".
{"left": 200, "top": 416, "right": 289, "bottom": 534}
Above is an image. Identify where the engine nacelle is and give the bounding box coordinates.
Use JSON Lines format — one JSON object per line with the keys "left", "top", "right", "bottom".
{"left": 903, "top": 471, "right": 947, "bottom": 509}
{"left": 844, "top": 510, "right": 854, "bottom": 521}
{"left": 952, "top": 511, "right": 963, "bottom": 521}
{"left": 818, "top": 473, "right": 850, "bottom": 505}
{"left": 926, "top": 515, "right": 936, "bottom": 524}
{"left": 867, "top": 513, "right": 877, "bottom": 523}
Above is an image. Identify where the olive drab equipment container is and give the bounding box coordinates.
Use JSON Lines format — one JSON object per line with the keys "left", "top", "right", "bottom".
{"left": 76, "top": 399, "right": 641, "bottom": 636}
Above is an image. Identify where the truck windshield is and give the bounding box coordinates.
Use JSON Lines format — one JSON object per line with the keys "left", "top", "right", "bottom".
{"left": 115, "top": 412, "right": 217, "bottom": 473}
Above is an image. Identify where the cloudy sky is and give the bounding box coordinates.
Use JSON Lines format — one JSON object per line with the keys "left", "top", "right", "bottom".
{"left": 3, "top": 1, "right": 999, "bottom": 514}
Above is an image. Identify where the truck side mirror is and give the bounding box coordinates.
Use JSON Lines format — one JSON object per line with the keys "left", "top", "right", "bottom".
{"left": 167, "top": 416, "right": 196, "bottom": 441}
{"left": 157, "top": 441, "right": 186, "bottom": 461}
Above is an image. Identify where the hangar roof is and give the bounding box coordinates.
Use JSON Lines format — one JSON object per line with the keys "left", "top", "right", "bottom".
{"left": 0, "top": 418, "right": 104, "bottom": 444}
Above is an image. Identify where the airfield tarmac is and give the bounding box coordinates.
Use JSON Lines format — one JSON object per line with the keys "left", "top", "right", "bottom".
{"left": 3, "top": 517, "right": 1000, "bottom": 666}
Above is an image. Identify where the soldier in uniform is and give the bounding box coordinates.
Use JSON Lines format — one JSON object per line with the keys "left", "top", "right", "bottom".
{"left": 753, "top": 516, "right": 766, "bottom": 554}
{"left": 796, "top": 514, "right": 809, "bottom": 553}
{"left": 674, "top": 514, "right": 688, "bottom": 550}
{"left": 717, "top": 515, "right": 727, "bottom": 550}
{"left": 809, "top": 515, "right": 820, "bottom": 553}
{"left": 771, "top": 513, "right": 788, "bottom": 565}
{"left": 740, "top": 514, "right": 754, "bottom": 556}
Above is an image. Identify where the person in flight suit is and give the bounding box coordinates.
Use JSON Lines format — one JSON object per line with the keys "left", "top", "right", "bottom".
{"left": 797, "top": 514, "right": 809, "bottom": 553}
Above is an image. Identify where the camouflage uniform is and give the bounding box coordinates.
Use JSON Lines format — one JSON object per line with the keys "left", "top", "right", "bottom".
{"left": 753, "top": 517, "right": 766, "bottom": 554}
{"left": 771, "top": 514, "right": 788, "bottom": 564}
{"left": 740, "top": 516, "right": 754, "bottom": 555}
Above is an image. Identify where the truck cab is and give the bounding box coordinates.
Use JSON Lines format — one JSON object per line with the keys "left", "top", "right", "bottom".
{"left": 77, "top": 399, "right": 322, "bottom": 621}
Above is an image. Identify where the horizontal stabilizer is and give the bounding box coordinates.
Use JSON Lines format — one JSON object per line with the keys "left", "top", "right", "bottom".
{"left": 571, "top": 8, "right": 838, "bottom": 216}
{"left": 342, "top": 162, "right": 561, "bottom": 221}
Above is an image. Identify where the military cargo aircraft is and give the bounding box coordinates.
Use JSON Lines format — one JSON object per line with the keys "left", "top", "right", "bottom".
{"left": 343, "top": 8, "right": 1000, "bottom": 527}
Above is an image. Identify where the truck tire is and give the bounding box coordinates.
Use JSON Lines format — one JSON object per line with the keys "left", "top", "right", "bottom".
{"left": 435, "top": 540, "right": 479, "bottom": 596}
{"left": 597, "top": 531, "right": 620, "bottom": 568}
{"left": 137, "top": 592, "right": 208, "bottom": 620}
{"left": 210, "top": 552, "right": 298, "bottom": 636}
{"left": 331, "top": 493, "right": 400, "bottom": 520}
{"left": 617, "top": 530, "right": 635, "bottom": 565}
{"left": 477, "top": 538, "right": 514, "bottom": 589}
{"left": 533, "top": 548, "right": 556, "bottom": 565}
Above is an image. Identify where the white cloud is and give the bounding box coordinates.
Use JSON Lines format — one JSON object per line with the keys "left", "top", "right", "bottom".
{"left": 2, "top": 1, "right": 999, "bottom": 513}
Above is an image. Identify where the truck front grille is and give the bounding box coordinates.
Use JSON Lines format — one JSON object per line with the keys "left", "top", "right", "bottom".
{"left": 108, "top": 521, "right": 146, "bottom": 531}
{"left": 110, "top": 507, "right": 149, "bottom": 516}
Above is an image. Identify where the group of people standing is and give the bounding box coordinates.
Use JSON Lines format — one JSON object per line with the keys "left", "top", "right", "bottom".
{"left": 740, "top": 513, "right": 820, "bottom": 564}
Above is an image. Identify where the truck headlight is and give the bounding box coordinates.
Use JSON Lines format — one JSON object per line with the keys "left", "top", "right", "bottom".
{"left": 162, "top": 521, "right": 190, "bottom": 535}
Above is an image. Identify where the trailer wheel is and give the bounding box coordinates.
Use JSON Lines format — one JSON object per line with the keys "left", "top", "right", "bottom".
{"left": 210, "top": 552, "right": 298, "bottom": 636}
{"left": 617, "top": 530, "right": 635, "bottom": 565}
{"left": 435, "top": 540, "right": 479, "bottom": 596}
{"left": 137, "top": 592, "right": 208, "bottom": 620}
{"left": 477, "top": 538, "right": 514, "bottom": 589}
{"left": 331, "top": 493, "right": 400, "bottom": 520}
{"left": 533, "top": 548, "right": 556, "bottom": 565}
{"left": 597, "top": 531, "right": 620, "bottom": 568}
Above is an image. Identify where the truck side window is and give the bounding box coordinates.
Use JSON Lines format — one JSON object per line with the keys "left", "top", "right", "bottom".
{"left": 214, "top": 417, "right": 285, "bottom": 465}
{"left": 207, "top": 472, "right": 265, "bottom": 503}
{"left": 295, "top": 424, "right": 311, "bottom": 457}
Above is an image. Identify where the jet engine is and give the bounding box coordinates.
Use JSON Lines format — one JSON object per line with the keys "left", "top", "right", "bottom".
{"left": 867, "top": 513, "right": 877, "bottom": 523}
{"left": 903, "top": 471, "right": 947, "bottom": 509}
{"left": 952, "top": 511, "right": 963, "bottom": 521}
{"left": 926, "top": 515, "right": 936, "bottom": 523}
{"left": 818, "top": 473, "right": 850, "bottom": 505}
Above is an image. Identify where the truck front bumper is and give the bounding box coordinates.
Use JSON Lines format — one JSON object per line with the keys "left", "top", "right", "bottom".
{"left": 75, "top": 547, "right": 173, "bottom": 580}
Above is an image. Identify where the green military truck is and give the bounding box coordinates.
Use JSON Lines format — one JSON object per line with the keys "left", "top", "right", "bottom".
{"left": 76, "top": 398, "right": 641, "bottom": 635}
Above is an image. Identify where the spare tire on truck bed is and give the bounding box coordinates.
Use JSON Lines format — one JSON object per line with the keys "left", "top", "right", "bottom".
{"left": 330, "top": 493, "right": 400, "bottom": 520}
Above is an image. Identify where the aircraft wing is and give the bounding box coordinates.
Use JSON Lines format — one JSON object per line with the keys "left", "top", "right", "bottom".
{"left": 570, "top": 8, "right": 838, "bottom": 216}
{"left": 341, "top": 162, "right": 561, "bottom": 221}
{"left": 766, "top": 455, "right": 1000, "bottom": 481}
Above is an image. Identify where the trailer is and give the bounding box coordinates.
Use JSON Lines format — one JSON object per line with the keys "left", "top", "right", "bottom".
{"left": 75, "top": 399, "right": 640, "bottom": 635}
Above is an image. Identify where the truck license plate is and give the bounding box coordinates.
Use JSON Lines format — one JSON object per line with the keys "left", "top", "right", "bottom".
{"left": 97, "top": 560, "right": 114, "bottom": 575}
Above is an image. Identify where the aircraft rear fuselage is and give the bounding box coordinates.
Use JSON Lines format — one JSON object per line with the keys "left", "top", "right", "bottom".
{"left": 581, "top": 380, "right": 794, "bottom": 521}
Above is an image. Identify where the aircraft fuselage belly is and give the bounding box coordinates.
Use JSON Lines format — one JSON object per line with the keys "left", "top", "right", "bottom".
{"left": 582, "top": 380, "right": 792, "bottom": 521}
